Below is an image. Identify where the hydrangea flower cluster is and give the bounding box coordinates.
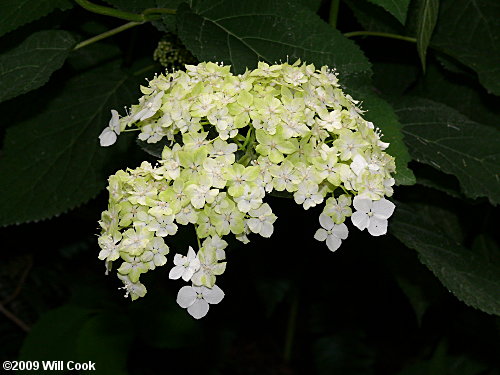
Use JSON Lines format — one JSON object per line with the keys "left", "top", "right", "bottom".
{"left": 98, "top": 61, "right": 396, "bottom": 319}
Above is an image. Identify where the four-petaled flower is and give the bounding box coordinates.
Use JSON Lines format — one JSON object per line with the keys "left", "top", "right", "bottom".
{"left": 169, "top": 246, "right": 201, "bottom": 281}
{"left": 177, "top": 284, "right": 225, "bottom": 319}
{"left": 314, "top": 213, "right": 349, "bottom": 252}
{"left": 351, "top": 195, "right": 395, "bottom": 236}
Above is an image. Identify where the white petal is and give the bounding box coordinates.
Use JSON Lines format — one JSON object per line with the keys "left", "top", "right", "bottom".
{"left": 350, "top": 154, "right": 367, "bottom": 175}
{"left": 326, "top": 235, "right": 342, "bottom": 252}
{"left": 372, "top": 198, "right": 395, "bottom": 219}
{"left": 168, "top": 265, "right": 184, "bottom": 280}
{"left": 153, "top": 253, "right": 167, "bottom": 267}
{"left": 351, "top": 211, "right": 369, "bottom": 230}
{"left": 247, "top": 218, "right": 262, "bottom": 233}
{"left": 187, "top": 246, "right": 196, "bottom": 260}
{"left": 109, "top": 109, "right": 120, "bottom": 133}
{"left": 314, "top": 228, "right": 328, "bottom": 241}
{"left": 173, "top": 254, "right": 185, "bottom": 265}
{"left": 353, "top": 195, "right": 372, "bottom": 213}
{"left": 202, "top": 285, "right": 224, "bottom": 304}
{"left": 98, "top": 127, "right": 117, "bottom": 147}
{"left": 367, "top": 216, "right": 388, "bottom": 236}
{"left": 187, "top": 299, "right": 209, "bottom": 319}
{"left": 190, "top": 258, "right": 201, "bottom": 270}
{"left": 177, "top": 286, "right": 197, "bottom": 308}
{"left": 319, "top": 213, "right": 334, "bottom": 230}
{"left": 182, "top": 268, "right": 194, "bottom": 281}
{"left": 260, "top": 221, "right": 274, "bottom": 238}
{"left": 331, "top": 223, "right": 349, "bottom": 240}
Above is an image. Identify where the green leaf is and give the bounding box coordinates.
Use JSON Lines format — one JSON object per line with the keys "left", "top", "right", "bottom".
{"left": 435, "top": 53, "right": 471, "bottom": 76}
{"left": 104, "top": 0, "right": 156, "bottom": 12}
{"left": 394, "top": 97, "right": 500, "bottom": 204}
{"left": 67, "top": 43, "right": 122, "bottom": 71}
{"left": 0, "top": 64, "right": 142, "bottom": 226}
{"left": 75, "top": 312, "right": 133, "bottom": 375}
{"left": 0, "top": 0, "right": 72, "bottom": 38}
{"left": 20, "top": 305, "right": 95, "bottom": 363}
{"left": 366, "top": 0, "right": 411, "bottom": 24}
{"left": 432, "top": 0, "right": 500, "bottom": 95}
{"left": 155, "top": 0, "right": 185, "bottom": 32}
{"left": 414, "top": 165, "right": 463, "bottom": 199}
{"left": 413, "top": 63, "right": 500, "bottom": 128}
{"left": 415, "top": 0, "right": 439, "bottom": 71}
{"left": 391, "top": 201, "right": 500, "bottom": 316}
{"left": 472, "top": 234, "right": 500, "bottom": 267}
{"left": 350, "top": 88, "right": 415, "bottom": 185}
{"left": 298, "top": 0, "right": 322, "bottom": 12}
{"left": 176, "top": 0, "right": 372, "bottom": 78}
{"left": 373, "top": 62, "right": 419, "bottom": 96}
{"left": 0, "top": 30, "right": 76, "bottom": 103}
{"left": 343, "top": 0, "right": 404, "bottom": 34}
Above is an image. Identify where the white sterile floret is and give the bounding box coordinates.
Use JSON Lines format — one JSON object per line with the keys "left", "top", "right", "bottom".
{"left": 99, "top": 110, "right": 120, "bottom": 147}
{"left": 247, "top": 203, "right": 277, "bottom": 238}
{"left": 314, "top": 213, "right": 349, "bottom": 252}
{"left": 131, "top": 91, "right": 164, "bottom": 122}
{"left": 177, "top": 284, "right": 224, "bottom": 319}
{"left": 293, "top": 181, "right": 323, "bottom": 210}
{"left": 350, "top": 153, "right": 379, "bottom": 176}
{"left": 169, "top": 246, "right": 201, "bottom": 281}
{"left": 117, "top": 274, "right": 147, "bottom": 301}
{"left": 351, "top": 195, "right": 395, "bottom": 236}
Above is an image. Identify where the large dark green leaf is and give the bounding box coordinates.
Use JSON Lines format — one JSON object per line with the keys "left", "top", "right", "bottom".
{"left": 155, "top": 0, "right": 185, "bottom": 32}
{"left": 176, "top": 0, "right": 372, "bottom": 78}
{"left": 367, "top": 0, "right": 411, "bottom": 24}
{"left": 391, "top": 202, "right": 500, "bottom": 316}
{"left": 0, "top": 30, "right": 76, "bottom": 103}
{"left": 432, "top": 0, "right": 500, "bottom": 95}
{"left": 0, "top": 0, "right": 72, "bottom": 38}
{"left": 67, "top": 43, "right": 122, "bottom": 71}
{"left": 104, "top": 0, "right": 156, "bottom": 12}
{"left": 373, "top": 62, "right": 419, "bottom": 96}
{"left": 413, "top": 63, "right": 500, "bottom": 127}
{"left": 415, "top": 0, "right": 439, "bottom": 71}
{"left": 0, "top": 64, "right": 142, "bottom": 226}
{"left": 394, "top": 98, "right": 500, "bottom": 204}
{"left": 343, "top": 0, "right": 403, "bottom": 34}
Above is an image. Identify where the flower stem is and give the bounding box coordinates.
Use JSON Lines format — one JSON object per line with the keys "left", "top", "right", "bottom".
{"left": 344, "top": 31, "right": 417, "bottom": 43}
{"left": 283, "top": 290, "right": 299, "bottom": 363}
{"left": 74, "top": 0, "right": 176, "bottom": 21}
{"left": 143, "top": 7, "right": 176, "bottom": 16}
{"left": 73, "top": 21, "right": 143, "bottom": 50}
{"left": 74, "top": 0, "right": 146, "bottom": 22}
{"left": 196, "top": 233, "right": 201, "bottom": 250}
{"left": 329, "top": 0, "right": 340, "bottom": 28}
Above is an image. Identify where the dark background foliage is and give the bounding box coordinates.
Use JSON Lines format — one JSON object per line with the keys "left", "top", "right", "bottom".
{"left": 0, "top": 0, "right": 499, "bottom": 374}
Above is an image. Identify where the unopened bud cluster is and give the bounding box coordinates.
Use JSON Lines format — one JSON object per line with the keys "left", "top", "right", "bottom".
{"left": 98, "top": 61, "right": 396, "bottom": 319}
{"left": 153, "top": 38, "right": 196, "bottom": 68}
